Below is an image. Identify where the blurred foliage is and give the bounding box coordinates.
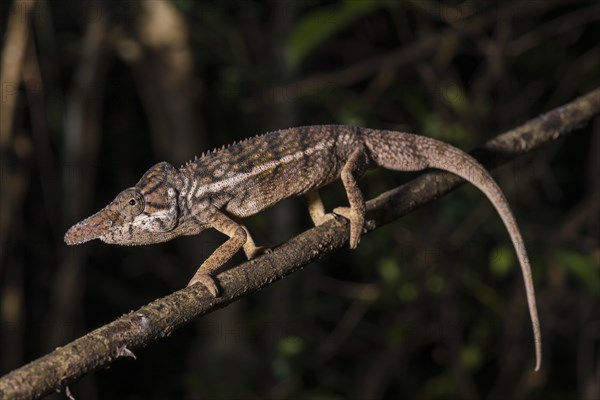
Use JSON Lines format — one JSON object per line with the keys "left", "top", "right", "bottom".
{"left": 1, "top": 0, "right": 599, "bottom": 399}
{"left": 288, "top": 0, "right": 386, "bottom": 66}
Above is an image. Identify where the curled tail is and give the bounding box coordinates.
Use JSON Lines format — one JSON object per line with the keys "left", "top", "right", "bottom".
{"left": 364, "top": 128, "right": 542, "bottom": 371}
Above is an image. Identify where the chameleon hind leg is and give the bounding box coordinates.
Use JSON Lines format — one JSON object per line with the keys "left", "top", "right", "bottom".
{"left": 241, "top": 224, "right": 270, "bottom": 259}
{"left": 333, "top": 148, "right": 368, "bottom": 249}
{"left": 306, "top": 189, "right": 336, "bottom": 225}
{"left": 306, "top": 148, "right": 368, "bottom": 249}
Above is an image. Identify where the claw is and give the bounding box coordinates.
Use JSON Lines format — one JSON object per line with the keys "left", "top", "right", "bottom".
{"left": 187, "top": 273, "right": 220, "bottom": 297}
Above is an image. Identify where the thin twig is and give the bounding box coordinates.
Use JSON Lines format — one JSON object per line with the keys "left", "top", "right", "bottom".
{"left": 0, "top": 88, "right": 599, "bottom": 400}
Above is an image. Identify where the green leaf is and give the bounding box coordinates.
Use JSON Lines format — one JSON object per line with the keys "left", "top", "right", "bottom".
{"left": 288, "top": 0, "right": 385, "bottom": 67}
{"left": 441, "top": 82, "right": 468, "bottom": 113}
{"left": 378, "top": 257, "right": 401, "bottom": 284}
{"left": 557, "top": 250, "right": 600, "bottom": 293}
{"left": 490, "top": 245, "right": 515, "bottom": 278}
{"left": 278, "top": 336, "right": 304, "bottom": 356}
{"left": 397, "top": 283, "right": 418, "bottom": 302}
{"left": 460, "top": 345, "right": 482, "bottom": 369}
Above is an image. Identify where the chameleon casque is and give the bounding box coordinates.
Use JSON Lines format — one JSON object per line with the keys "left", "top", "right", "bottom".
{"left": 64, "top": 125, "right": 542, "bottom": 370}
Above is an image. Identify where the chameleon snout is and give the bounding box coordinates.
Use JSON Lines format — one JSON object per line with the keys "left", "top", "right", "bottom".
{"left": 64, "top": 209, "right": 113, "bottom": 245}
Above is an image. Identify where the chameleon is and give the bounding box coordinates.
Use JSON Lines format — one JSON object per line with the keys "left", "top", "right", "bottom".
{"left": 64, "top": 125, "right": 541, "bottom": 370}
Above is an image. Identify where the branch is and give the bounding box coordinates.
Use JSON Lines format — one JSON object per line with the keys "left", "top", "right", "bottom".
{"left": 1, "top": 88, "right": 600, "bottom": 400}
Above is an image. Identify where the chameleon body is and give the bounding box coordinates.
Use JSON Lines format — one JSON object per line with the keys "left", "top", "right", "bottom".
{"left": 64, "top": 125, "right": 541, "bottom": 370}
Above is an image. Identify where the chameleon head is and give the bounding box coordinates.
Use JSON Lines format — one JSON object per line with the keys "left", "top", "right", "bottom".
{"left": 64, "top": 162, "right": 181, "bottom": 246}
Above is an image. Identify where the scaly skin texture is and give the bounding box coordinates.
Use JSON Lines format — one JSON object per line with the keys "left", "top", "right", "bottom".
{"left": 64, "top": 125, "right": 542, "bottom": 370}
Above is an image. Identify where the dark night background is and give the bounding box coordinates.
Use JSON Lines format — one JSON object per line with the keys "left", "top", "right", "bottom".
{"left": 1, "top": 0, "right": 599, "bottom": 399}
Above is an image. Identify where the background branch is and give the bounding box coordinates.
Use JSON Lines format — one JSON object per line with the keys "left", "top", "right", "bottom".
{"left": 258, "top": 0, "right": 571, "bottom": 105}
{"left": 0, "top": 87, "right": 598, "bottom": 400}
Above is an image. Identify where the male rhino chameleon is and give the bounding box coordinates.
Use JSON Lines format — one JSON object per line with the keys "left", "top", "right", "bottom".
{"left": 65, "top": 125, "right": 542, "bottom": 370}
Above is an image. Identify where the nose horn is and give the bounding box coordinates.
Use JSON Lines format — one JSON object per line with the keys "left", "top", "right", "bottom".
{"left": 64, "top": 209, "right": 113, "bottom": 245}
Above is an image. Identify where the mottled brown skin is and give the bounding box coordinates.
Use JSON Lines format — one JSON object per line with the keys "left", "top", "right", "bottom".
{"left": 64, "top": 125, "right": 541, "bottom": 370}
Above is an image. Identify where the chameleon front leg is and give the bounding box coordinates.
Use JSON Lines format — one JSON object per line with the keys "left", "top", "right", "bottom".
{"left": 333, "top": 148, "right": 368, "bottom": 249}
{"left": 187, "top": 208, "right": 249, "bottom": 296}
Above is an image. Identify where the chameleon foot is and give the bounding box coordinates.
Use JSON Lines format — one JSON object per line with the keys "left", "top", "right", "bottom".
{"left": 243, "top": 244, "right": 271, "bottom": 260}
{"left": 311, "top": 212, "right": 337, "bottom": 226}
{"left": 241, "top": 225, "right": 271, "bottom": 259}
{"left": 187, "top": 273, "right": 220, "bottom": 297}
{"left": 333, "top": 206, "right": 363, "bottom": 249}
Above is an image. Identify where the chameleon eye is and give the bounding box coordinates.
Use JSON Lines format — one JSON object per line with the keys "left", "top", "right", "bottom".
{"left": 120, "top": 190, "right": 144, "bottom": 217}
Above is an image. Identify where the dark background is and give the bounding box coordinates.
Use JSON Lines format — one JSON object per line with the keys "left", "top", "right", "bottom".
{"left": 1, "top": 0, "right": 599, "bottom": 399}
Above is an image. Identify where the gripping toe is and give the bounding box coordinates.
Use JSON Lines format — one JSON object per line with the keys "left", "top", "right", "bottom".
{"left": 188, "top": 273, "right": 220, "bottom": 297}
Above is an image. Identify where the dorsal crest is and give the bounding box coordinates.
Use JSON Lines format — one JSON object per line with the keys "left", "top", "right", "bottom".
{"left": 179, "top": 133, "right": 268, "bottom": 172}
